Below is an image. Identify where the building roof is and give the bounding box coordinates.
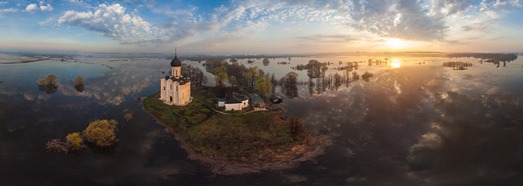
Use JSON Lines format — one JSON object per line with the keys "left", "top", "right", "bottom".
{"left": 164, "top": 75, "right": 190, "bottom": 85}
{"left": 170, "top": 55, "right": 182, "bottom": 67}
{"left": 225, "top": 92, "right": 249, "bottom": 104}
{"left": 170, "top": 49, "right": 182, "bottom": 67}
{"left": 249, "top": 93, "right": 264, "bottom": 104}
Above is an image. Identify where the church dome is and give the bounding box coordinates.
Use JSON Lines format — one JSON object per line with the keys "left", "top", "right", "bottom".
{"left": 170, "top": 54, "right": 182, "bottom": 67}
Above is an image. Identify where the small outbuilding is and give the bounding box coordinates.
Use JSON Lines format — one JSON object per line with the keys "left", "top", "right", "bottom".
{"left": 224, "top": 92, "right": 249, "bottom": 111}
{"left": 249, "top": 93, "right": 266, "bottom": 109}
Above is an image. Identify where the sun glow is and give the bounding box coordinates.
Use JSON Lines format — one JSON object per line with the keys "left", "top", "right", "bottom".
{"left": 386, "top": 38, "right": 406, "bottom": 49}
{"left": 390, "top": 59, "right": 401, "bottom": 68}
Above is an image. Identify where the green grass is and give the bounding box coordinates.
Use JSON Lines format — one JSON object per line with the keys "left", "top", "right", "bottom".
{"left": 144, "top": 87, "right": 304, "bottom": 161}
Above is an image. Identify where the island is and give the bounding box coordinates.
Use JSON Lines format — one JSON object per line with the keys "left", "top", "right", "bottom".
{"left": 143, "top": 51, "right": 329, "bottom": 175}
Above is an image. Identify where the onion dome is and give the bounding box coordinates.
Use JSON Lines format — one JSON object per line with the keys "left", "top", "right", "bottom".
{"left": 170, "top": 49, "right": 182, "bottom": 67}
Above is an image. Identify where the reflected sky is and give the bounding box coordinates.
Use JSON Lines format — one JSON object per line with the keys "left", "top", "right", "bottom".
{"left": 391, "top": 59, "right": 401, "bottom": 68}
{"left": 0, "top": 54, "right": 523, "bottom": 185}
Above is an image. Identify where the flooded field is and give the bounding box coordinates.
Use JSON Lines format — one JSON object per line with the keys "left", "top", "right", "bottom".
{"left": 1, "top": 53, "right": 522, "bottom": 185}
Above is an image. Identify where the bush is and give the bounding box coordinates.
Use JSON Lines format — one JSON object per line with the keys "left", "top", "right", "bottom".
{"left": 38, "top": 74, "right": 58, "bottom": 87}
{"left": 46, "top": 139, "right": 69, "bottom": 153}
{"left": 82, "top": 119, "right": 118, "bottom": 147}
{"left": 74, "top": 76, "right": 85, "bottom": 92}
{"left": 66, "top": 132, "right": 86, "bottom": 151}
{"left": 123, "top": 113, "right": 134, "bottom": 122}
{"left": 37, "top": 74, "right": 59, "bottom": 94}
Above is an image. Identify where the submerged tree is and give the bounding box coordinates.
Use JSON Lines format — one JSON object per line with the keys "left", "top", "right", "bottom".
{"left": 46, "top": 139, "right": 69, "bottom": 153}
{"left": 123, "top": 112, "right": 134, "bottom": 122}
{"left": 280, "top": 72, "right": 299, "bottom": 98}
{"left": 361, "top": 71, "right": 374, "bottom": 82}
{"left": 82, "top": 119, "right": 118, "bottom": 147}
{"left": 37, "top": 74, "right": 59, "bottom": 94}
{"left": 74, "top": 76, "right": 85, "bottom": 92}
{"left": 66, "top": 132, "right": 86, "bottom": 151}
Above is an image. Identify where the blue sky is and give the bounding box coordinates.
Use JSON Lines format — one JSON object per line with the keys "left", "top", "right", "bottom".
{"left": 0, "top": 0, "right": 522, "bottom": 54}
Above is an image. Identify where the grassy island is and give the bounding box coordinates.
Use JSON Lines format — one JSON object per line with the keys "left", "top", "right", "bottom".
{"left": 144, "top": 87, "right": 327, "bottom": 174}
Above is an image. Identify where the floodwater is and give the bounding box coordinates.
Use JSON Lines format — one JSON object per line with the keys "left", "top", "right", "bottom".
{"left": 1, "top": 53, "right": 522, "bottom": 185}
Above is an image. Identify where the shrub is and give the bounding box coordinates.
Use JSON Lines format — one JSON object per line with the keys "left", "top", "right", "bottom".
{"left": 66, "top": 132, "right": 86, "bottom": 151}
{"left": 37, "top": 74, "right": 59, "bottom": 94}
{"left": 38, "top": 74, "right": 59, "bottom": 87}
{"left": 124, "top": 113, "right": 134, "bottom": 122}
{"left": 82, "top": 119, "right": 118, "bottom": 147}
{"left": 74, "top": 76, "right": 85, "bottom": 92}
{"left": 46, "top": 139, "right": 69, "bottom": 153}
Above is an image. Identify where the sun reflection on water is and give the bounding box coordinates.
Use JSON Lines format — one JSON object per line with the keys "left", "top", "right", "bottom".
{"left": 391, "top": 59, "right": 401, "bottom": 68}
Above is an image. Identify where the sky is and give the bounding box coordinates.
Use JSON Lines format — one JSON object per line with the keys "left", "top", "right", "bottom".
{"left": 0, "top": 0, "right": 522, "bottom": 55}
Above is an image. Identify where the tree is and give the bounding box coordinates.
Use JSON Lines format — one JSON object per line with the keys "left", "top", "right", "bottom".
{"left": 280, "top": 72, "right": 299, "bottom": 98}
{"left": 82, "top": 119, "right": 118, "bottom": 147}
{"left": 255, "top": 76, "right": 273, "bottom": 97}
{"left": 66, "top": 132, "right": 86, "bottom": 150}
{"left": 212, "top": 65, "right": 228, "bottom": 87}
{"left": 243, "top": 66, "right": 258, "bottom": 87}
{"left": 46, "top": 139, "right": 69, "bottom": 153}
{"left": 37, "top": 74, "right": 59, "bottom": 94}
{"left": 124, "top": 113, "right": 134, "bottom": 122}
{"left": 229, "top": 75, "right": 238, "bottom": 86}
{"left": 74, "top": 76, "right": 85, "bottom": 92}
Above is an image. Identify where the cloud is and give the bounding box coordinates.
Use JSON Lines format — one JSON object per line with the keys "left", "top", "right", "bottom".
{"left": 25, "top": 3, "right": 37, "bottom": 12}
{"left": 0, "top": 8, "right": 17, "bottom": 14}
{"left": 58, "top": 3, "right": 164, "bottom": 44}
{"left": 297, "top": 34, "right": 359, "bottom": 43}
{"left": 39, "top": 2, "right": 53, "bottom": 11}
{"left": 55, "top": 0, "right": 523, "bottom": 49}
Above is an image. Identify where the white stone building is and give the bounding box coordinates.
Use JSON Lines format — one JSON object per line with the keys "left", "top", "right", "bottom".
{"left": 223, "top": 92, "right": 249, "bottom": 111}
{"left": 159, "top": 51, "right": 191, "bottom": 106}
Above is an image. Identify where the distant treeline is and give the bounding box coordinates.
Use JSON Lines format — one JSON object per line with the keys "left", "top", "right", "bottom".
{"left": 446, "top": 53, "right": 517, "bottom": 62}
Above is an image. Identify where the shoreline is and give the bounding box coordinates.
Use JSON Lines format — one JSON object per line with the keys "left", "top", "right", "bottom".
{"left": 0, "top": 57, "right": 51, "bottom": 64}
{"left": 142, "top": 93, "right": 331, "bottom": 175}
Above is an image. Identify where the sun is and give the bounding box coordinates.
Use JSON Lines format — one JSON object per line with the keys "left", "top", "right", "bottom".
{"left": 390, "top": 59, "right": 401, "bottom": 68}
{"left": 385, "top": 38, "right": 406, "bottom": 49}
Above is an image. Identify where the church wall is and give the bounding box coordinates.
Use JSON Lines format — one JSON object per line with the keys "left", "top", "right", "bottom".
{"left": 160, "top": 78, "right": 166, "bottom": 101}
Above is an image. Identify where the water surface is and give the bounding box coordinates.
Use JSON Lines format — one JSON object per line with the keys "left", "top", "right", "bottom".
{"left": 1, "top": 54, "right": 522, "bottom": 185}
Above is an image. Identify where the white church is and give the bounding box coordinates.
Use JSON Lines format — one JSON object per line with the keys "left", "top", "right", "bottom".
{"left": 159, "top": 50, "right": 192, "bottom": 106}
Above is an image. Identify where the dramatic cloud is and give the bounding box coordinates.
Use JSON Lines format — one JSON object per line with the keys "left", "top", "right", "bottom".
{"left": 58, "top": 3, "right": 164, "bottom": 44}
{"left": 25, "top": 3, "right": 37, "bottom": 12}
{"left": 53, "top": 0, "right": 523, "bottom": 50}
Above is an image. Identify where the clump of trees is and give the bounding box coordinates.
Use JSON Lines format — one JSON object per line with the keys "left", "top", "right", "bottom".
{"left": 83, "top": 119, "right": 118, "bottom": 147}
{"left": 45, "top": 139, "right": 69, "bottom": 153}
{"left": 206, "top": 60, "right": 275, "bottom": 98}
{"left": 296, "top": 60, "right": 329, "bottom": 78}
{"left": 37, "top": 74, "right": 59, "bottom": 94}
{"left": 181, "top": 64, "right": 206, "bottom": 87}
{"left": 74, "top": 76, "right": 85, "bottom": 92}
{"left": 361, "top": 71, "right": 374, "bottom": 82}
{"left": 46, "top": 119, "right": 119, "bottom": 153}
{"left": 255, "top": 76, "right": 273, "bottom": 97}
{"left": 212, "top": 65, "right": 228, "bottom": 87}
{"left": 280, "top": 72, "right": 299, "bottom": 98}
{"left": 66, "top": 132, "right": 86, "bottom": 151}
